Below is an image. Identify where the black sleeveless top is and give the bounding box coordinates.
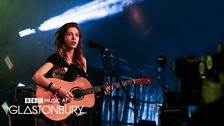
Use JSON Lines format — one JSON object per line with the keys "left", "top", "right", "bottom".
{"left": 44, "top": 53, "right": 88, "bottom": 81}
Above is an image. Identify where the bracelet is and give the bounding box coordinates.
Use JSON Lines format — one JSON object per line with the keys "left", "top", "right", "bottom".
{"left": 46, "top": 82, "right": 53, "bottom": 91}
{"left": 55, "top": 87, "right": 61, "bottom": 93}
{"left": 53, "top": 87, "right": 61, "bottom": 96}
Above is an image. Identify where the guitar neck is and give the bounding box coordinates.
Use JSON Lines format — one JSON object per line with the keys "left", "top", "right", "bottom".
{"left": 112, "top": 80, "right": 135, "bottom": 88}
{"left": 82, "top": 80, "right": 135, "bottom": 95}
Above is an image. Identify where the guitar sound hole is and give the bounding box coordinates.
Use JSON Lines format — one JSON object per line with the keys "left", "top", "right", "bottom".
{"left": 72, "top": 89, "right": 83, "bottom": 99}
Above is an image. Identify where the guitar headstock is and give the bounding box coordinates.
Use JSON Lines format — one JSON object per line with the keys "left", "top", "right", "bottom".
{"left": 133, "top": 77, "right": 151, "bottom": 85}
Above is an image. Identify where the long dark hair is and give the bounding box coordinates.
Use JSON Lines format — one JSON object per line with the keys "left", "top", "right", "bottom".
{"left": 55, "top": 22, "right": 85, "bottom": 68}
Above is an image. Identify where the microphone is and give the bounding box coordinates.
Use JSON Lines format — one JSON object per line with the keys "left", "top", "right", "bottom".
{"left": 87, "top": 40, "right": 110, "bottom": 53}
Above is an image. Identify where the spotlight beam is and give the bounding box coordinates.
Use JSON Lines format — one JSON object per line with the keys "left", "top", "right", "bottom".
{"left": 19, "top": 0, "right": 143, "bottom": 37}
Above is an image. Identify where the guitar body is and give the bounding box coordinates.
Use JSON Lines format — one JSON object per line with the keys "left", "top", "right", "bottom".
{"left": 35, "top": 76, "right": 151, "bottom": 121}
{"left": 36, "top": 77, "right": 95, "bottom": 121}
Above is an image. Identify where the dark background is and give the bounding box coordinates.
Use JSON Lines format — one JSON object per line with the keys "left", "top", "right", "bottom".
{"left": 1, "top": 0, "right": 224, "bottom": 117}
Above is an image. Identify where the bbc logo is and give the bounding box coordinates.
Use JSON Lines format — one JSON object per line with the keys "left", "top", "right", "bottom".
{"left": 25, "top": 98, "right": 43, "bottom": 104}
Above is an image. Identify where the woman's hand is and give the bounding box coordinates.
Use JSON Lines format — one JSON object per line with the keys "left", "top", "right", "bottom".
{"left": 104, "top": 84, "right": 111, "bottom": 95}
{"left": 57, "top": 88, "right": 74, "bottom": 101}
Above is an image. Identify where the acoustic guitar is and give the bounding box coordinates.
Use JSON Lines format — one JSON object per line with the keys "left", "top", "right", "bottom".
{"left": 36, "top": 77, "right": 151, "bottom": 121}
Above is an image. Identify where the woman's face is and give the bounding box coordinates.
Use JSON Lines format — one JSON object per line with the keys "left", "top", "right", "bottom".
{"left": 64, "top": 27, "right": 80, "bottom": 50}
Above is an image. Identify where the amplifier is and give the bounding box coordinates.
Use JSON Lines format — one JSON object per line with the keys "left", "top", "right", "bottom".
{"left": 160, "top": 106, "right": 189, "bottom": 126}
{"left": 139, "top": 120, "right": 156, "bottom": 126}
{"left": 14, "top": 86, "right": 36, "bottom": 105}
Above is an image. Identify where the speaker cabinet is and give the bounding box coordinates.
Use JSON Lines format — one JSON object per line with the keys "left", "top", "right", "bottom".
{"left": 14, "top": 86, "right": 36, "bottom": 105}
{"left": 160, "top": 106, "right": 189, "bottom": 126}
{"left": 139, "top": 120, "right": 156, "bottom": 126}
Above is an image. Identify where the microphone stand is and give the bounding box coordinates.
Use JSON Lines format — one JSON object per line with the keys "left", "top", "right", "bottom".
{"left": 157, "top": 65, "right": 168, "bottom": 107}
{"left": 114, "top": 72, "right": 138, "bottom": 126}
{"left": 100, "top": 51, "right": 113, "bottom": 126}
{"left": 100, "top": 51, "right": 114, "bottom": 126}
{"left": 108, "top": 55, "right": 113, "bottom": 126}
{"left": 156, "top": 56, "right": 168, "bottom": 107}
{"left": 114, "top": 55, "right": 120, "bottom": 125}
{"left": 101, "top": 51, "right": 137, "bottom": 126}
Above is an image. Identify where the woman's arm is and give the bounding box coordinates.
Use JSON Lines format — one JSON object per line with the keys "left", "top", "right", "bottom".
{"left": 32, "top": 62, "right": 74, "bottom": 100}
{"left": 32, "top": 62, "right": 59, "bottom": 92}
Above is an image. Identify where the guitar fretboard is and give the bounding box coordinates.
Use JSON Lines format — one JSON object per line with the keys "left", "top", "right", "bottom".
{"left": 81, "top": 79, "right": 135, "bottom": 95}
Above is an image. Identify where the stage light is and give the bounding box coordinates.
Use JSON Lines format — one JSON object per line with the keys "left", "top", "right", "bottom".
{"left": 4, "top": 56, "right": 13, "bottom": 70}
{"left": 198, "top": 61, "right": 205, "bottom": 76}
{"left": 17, "top": 83, "right": 26, "bottom": 87}
{"left": 201, "top": 54, "right": 213, "bottom": 71}
{"left": 198, "top": 54, "right": 215, "bottom": 78}
{"left": 1, "top": 101, "right": 9, "bottom": 115}
{"left": 173, "top": 55, "right": 202, "bottom": 79}
{"left": 205, "top": 55, "right": 213, "bottom": 70}
{"left": 19, "top": 0, "right": 143, "bottom": 37}
{"left": 198, "top": 52, "right": 224, "bottom": 79}
{"left": 39, "top": 0, "right": 142, "bottom": 31}
{"left": 156, "top": 55, "right": 167, "bottom": 67}
{"left": 18, "top": 28, "right": 36, "bottom": 37}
